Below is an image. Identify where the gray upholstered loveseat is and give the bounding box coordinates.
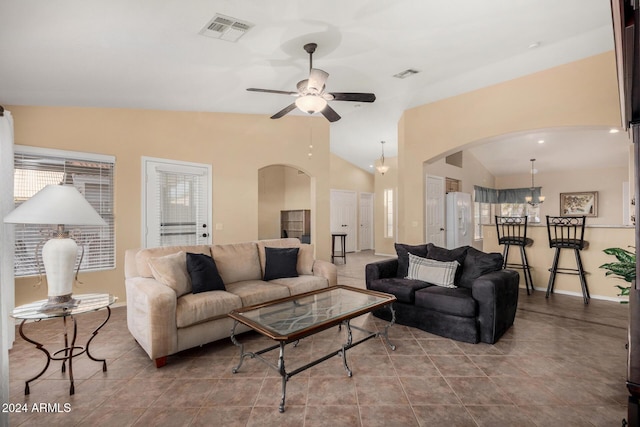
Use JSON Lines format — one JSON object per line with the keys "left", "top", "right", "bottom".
{"left": 124, "top": 238, "right": 337, "bottom": 367}
{"left": 365, "top": 243, "right": 519, "bottom": 344}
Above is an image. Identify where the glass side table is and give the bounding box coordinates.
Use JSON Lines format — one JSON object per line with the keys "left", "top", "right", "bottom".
{"left": 11, "top": 293, "right": 117, "bottom": 395}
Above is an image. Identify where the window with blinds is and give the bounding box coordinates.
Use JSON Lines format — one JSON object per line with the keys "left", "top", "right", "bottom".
{"left": 13, "top": 146, "right": 115, "bottom": 277}
{"left": 142, "top": 157, "right": 211, "bottom": 248}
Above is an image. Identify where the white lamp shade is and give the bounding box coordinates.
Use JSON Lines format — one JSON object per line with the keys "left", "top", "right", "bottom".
{"left": 295, "top": 95, "right": 327, "bottom": 114}
{"left": 3, "top": 184, "right": 106, "bottom": 226}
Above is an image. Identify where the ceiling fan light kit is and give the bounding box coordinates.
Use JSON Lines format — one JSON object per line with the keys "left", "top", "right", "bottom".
{"left": 295, "top": 95, "right": 327, "bottom": 114}
{"left": 247, "top": 42, "right": 376, "bottom": 122}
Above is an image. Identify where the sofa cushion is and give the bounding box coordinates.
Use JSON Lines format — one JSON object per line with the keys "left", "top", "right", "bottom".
{"left": 459, "top": 247, "right": 504, "bottom": 289}
{"left": 147, "top": 251, "right": 191, "bottom": 297}
{"left": 176, "top": 290, "right": 242, "bottom": 328}
{"left": 426, "top": 244, "right": 469, "bottom": 283}
{"left": 225, "top": 280, "right": 291, "bottom": 307}
{"left": 368, "top": 277, "right": 432, "bottom": 304}
{"left": 269, "top": 275, "right": 329, "bottom": 295}
{"left": 136, "top": 245, "right": 211, "bottom": 278}
{"left": 264, "top": 247, "right": 299, "bottom": 281}
{"left": 394, "top": 243, "right": 429, "bottom": 279}
{"left": 257, "top": 239, "right": 314, "bottom": 276}
{"left": 415, "top": 286, "right": 477, "bottom": 318}
{"left": 186, "top": 253, "right": 225, "bottom": 294}
{"left": 211, "top": 242, "right": 262, "bottom": 284}
{"left": 407, "top": 253, "right": 459, "bottom": 288}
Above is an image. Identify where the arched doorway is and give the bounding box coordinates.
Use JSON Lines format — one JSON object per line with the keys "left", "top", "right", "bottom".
{"left": 258, "top": 164, "right": 311, "bottom": 240}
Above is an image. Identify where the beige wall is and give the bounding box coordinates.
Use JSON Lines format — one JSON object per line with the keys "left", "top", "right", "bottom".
{"left": 397, "top": 52, "right": 622, "bottom": 245}
{"left": 495, "top": 166, "right": 628, "bottom": 225}
{"left": 9, "top": 106, "right": 331, "bottom": 306}
{"left": 283, "top": 166, "right": 311, "bottom": 210}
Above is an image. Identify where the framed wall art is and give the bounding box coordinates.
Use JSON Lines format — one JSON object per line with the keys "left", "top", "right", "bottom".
{"left": 560, "top": 191, "right": 598, "bottom": 217}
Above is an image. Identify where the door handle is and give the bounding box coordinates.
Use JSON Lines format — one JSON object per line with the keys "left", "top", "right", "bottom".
{"left": 440, "top": 228, "right": 445, "bottom": 231}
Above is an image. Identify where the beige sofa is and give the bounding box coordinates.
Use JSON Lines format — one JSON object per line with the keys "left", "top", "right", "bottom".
{"left": 124, "top": 238, "right": 337, "bottom": 367}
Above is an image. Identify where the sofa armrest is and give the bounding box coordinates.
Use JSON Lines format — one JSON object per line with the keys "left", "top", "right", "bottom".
{"left": 125, "top": 277, "right": 178, "bottom": 361}
{"left": 365, "top": 259, "right": 399, "bottom": 289}
{"left": 313, "top": 260, "right": 338, "bottom": 287}
{"left": 471, "top": 269, "right": 520, "bottom": 344}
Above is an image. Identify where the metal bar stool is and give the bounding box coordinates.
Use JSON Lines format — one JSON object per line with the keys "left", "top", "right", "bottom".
{"left": 331, "top": 233, "right": 347, "bottom": 264}
{"left": 495, "top": 216, "right": 534, "bottom": 295}
{"left": 545, "top": 215, "right": 590, "bottom": 304}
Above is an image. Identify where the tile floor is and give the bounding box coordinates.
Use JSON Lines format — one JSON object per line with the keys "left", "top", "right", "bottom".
{"left": 8, "top": 251, "right": 630, "bottom": 426}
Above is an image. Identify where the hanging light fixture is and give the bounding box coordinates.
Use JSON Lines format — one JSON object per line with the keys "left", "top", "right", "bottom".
{"left": 376, "top": 141, "right": 389, "bottom": 175}
{"left": 524, "top": 158, "right": 545, "bottom": 207}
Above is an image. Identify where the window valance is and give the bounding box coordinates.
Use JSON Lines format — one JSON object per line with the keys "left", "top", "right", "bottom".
{"left": 474, "top": 185, "right": 541, "bottom": 204}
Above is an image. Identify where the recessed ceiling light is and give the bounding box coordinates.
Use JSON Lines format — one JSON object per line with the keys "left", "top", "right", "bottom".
{"left": 528, "top": 42, "right": 540, "bottom": 49}
{"left": 609, "top": 128, "right": 620, "bottom": 134}
{"left": 538, "top": 140, "right": 545, "bottom": 144}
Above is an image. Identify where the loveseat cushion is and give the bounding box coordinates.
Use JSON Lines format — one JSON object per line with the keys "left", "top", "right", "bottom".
{"left": 257, "top": 239, "right": 315, "bottom": 275}
{"left": 415, "top": 286, "right": 477, "bottom": 318}
{"left": 211, "top": 242, "right": 262, "bottom": 284}
{"left": 147, "top": 251, "right": 191, "bottom": 297}
{"left": 394, "top": 243, "right": 429, "bottom": 278}
{"left": 136, "top": 245, "right": 211, "bottom": 278}
{"left": 264, "top": 247, "right": 299, "bottom": 281}
{"left": 459, "top": 247, "right": 504, "bottom": 289}
{"left": 225, "top": 280, "right": 291, "bottom": 307}
{"left": 269, "top": 275, "right": 328, "bottom": 295}
{"left": 186, "top": 252, "right": 226, "bottom": 294}
{"left": 368, "top": 278, "right": 432, "bottom": 304}
{"left": 407, "top": 253, "right": 459, "bottom": 288}
{"left": 176, "top": 290, "right": 242, "bottom": 328}
{"left": 426, "top": 244, "right": 469, "bottom": 283}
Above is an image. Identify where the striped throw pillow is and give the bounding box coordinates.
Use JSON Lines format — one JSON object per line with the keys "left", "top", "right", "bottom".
{"left": 407, "top": 253, "right": 459, "bottom": 288}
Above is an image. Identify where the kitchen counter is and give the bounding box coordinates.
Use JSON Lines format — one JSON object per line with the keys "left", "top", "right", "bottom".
{"left": 482, "top": 224, "right": 634, "bottom": 301}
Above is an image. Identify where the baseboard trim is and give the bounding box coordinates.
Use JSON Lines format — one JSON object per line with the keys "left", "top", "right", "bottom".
{"left": 527, "top": 286, "right": 625, "bottom": 303}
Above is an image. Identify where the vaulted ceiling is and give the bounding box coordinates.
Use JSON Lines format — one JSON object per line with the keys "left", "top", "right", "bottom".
{"left": 0, "top": 0, "right": 620, "bottom": 173}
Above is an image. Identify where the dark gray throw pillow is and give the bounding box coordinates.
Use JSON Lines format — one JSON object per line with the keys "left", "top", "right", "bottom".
{"left": 264, "top": 247, "right": 299, "bottom": 281}
{"left": 186, "top": 252, "right": 225, "bottom": 294}
{"left": 394, "top": 243, "right": 429, "bottom": 278}
{"left": 459, "top": 247, "right": 504, "bottom": 288}
{"left": 426, "top": 243, "right": 469, "bottom": 283}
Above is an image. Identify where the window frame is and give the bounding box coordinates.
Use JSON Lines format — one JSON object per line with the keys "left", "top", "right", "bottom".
{"left": 12, "top": 145, "right": 115, "bottom": 277}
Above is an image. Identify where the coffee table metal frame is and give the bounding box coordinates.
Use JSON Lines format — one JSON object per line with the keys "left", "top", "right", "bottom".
{"left": 228, "top": 285, "right": 396, "bottom": 412}
{"left": 11, "top": 293, "right": 117, "bottom": 396}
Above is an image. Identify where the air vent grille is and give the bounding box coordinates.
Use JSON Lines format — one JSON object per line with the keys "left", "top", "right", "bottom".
{"left": 200, "top": 14, "right": 254, "bottom": 42}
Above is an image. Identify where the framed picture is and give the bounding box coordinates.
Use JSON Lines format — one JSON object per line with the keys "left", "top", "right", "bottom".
{"left": 560, "top": 191, "right": 598, "bottom": 217}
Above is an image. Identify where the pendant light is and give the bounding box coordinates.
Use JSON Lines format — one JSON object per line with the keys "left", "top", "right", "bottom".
{"left": 376, "top": 141, "right": 389, "bottom": 175}
{"left": 524, "top": 158, "right": 545, "bottom": 207}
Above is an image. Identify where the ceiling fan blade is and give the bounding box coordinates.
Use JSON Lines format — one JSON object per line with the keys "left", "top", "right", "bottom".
{"left": 307, "top": 69, "right": 329, "bottom": 94}
{"left": 247, "top": 88, "right": 298, "bottom": 96}
{"left": 321, "top": 105, "right": 341, "bottom": 122}
{"left": 328, "top": 92, "right": 376, "bottom": 102}
{"left": 270, "top": 103, "right": 297, "bottom": 119}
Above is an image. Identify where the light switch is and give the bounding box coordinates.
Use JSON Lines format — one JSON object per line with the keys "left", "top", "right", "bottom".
{"left": 215, "top": 223, "right": 223, "bottom": 230}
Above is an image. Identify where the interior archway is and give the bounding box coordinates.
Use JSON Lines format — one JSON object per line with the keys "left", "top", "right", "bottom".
{"left": 258, "top": 164, "right": 312, "bottom": 241}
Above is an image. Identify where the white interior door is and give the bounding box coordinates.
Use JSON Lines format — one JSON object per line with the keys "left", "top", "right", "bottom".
{"left": 330, "top": 189, "right": 357, "bottom": 252}
{"left": 142, "top": 157, "right": 212, "bottom": 248}
{"left": 426, "top": 175, "right": 445, "bottom": 246}
{"left": 359, "top": 192, "right": 374, "bottom": 250}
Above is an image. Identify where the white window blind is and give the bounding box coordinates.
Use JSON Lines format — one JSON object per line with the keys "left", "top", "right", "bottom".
{"left": 13, "top": 146, "right": 115, "bottom": 277}
{"left": 157, "top": 169, "right": 207, "bottom": 246}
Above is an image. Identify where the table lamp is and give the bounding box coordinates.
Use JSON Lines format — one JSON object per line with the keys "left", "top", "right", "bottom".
{"left": 3, "top": 184, "right": 107, "bottom": 310}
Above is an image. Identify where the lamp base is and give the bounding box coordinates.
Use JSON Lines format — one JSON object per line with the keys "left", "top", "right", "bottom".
{"left": 39, "top": 294, "right": 78, "bottom": 313}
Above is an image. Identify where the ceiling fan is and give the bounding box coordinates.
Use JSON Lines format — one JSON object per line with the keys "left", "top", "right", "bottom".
{"left": 247, "top": 43, "right": 376, "bottom": 122}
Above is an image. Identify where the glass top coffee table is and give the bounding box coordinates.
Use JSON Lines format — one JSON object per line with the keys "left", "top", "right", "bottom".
{"left": 228, "top": 285, "right": 396, "bottom": 413}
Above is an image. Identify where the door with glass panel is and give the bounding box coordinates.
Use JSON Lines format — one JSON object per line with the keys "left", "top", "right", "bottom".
{"left": 142, "top": 157, "right": 212, "bottom": 248}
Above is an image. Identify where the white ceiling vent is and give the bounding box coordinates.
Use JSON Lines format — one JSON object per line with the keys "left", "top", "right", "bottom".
{"left": 200, "top": 14, "right": 254, "bottom": 42}
{"left": 393, "top": 69, "right": 420, "bottom": 79}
